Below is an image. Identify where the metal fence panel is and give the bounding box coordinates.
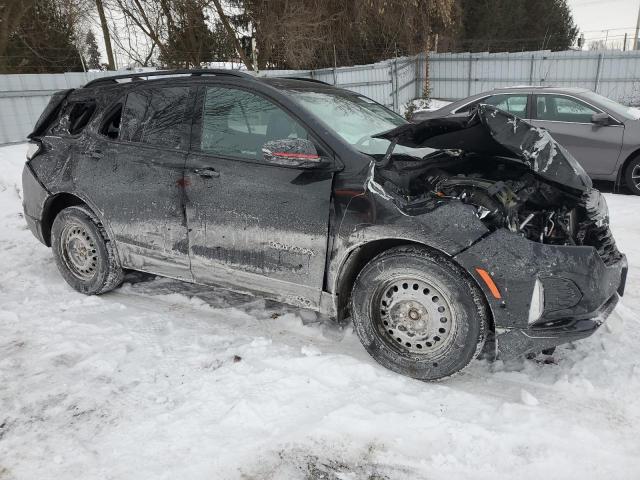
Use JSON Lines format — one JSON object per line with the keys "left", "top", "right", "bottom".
{"left": 4, "top": 49, "right": 640, "bottom": 144}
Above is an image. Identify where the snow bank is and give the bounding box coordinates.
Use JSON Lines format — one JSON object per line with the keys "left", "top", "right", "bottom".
{"left": 1, "top": 143, "right": 639, "bottom": 479}
{"left": 400, "top": 98, "right": 452, "bottom": 117}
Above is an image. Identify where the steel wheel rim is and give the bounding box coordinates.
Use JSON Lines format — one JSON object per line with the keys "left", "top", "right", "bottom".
{"left": 375, "top": 276, "right": 456, "bottom": 355}
{"left": 61, "top": 223, "right": 98, "bottom": 280}
{"left": 632, "top": 164, "right": 640, "bottom": 190}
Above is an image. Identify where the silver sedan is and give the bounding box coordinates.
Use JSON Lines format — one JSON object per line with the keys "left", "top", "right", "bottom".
{"left": 412, "top": 87, "right": 640, "bottom": 195}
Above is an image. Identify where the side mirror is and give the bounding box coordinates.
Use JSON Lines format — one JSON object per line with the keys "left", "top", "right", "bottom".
{"left": 261, "top": 138, "right": 327, "bottom": 169}
{"left": 591, "top": 112, "right": 611, "bottom": 126}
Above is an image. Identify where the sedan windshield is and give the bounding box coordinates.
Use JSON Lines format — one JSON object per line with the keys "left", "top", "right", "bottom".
{"left": 287, "top": 89, "right": 437, "bottom": 158}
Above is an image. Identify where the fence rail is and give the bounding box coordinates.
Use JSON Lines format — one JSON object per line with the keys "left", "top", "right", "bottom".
{"left": 3, "top": 48, "right": 640, "bottom": 144}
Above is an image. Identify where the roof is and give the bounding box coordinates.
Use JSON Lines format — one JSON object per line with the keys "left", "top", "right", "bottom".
{"left": 493, "top": 86, "right": 590, "bottom": 93}
{"left": 81, "top": 69, "right": 335, "bottom": 91}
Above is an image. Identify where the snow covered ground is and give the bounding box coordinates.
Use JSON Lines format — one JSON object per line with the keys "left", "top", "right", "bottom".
{"left": 1, "top": 142, "right": 639, "bottom": 480}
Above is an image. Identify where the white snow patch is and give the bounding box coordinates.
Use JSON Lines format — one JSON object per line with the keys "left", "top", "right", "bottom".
{"left": 2, "top": 143, "right": 640, "bottom": 479}
{"left": 400, "top": 98, "right": 451, "bottom": 117}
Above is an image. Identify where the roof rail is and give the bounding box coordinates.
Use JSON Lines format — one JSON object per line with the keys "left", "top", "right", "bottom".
{"left": 83, "top": 69, "right": 254, "bottom": 88}
{"left": 275, "top": 76, "right": 332, "bottom": 86}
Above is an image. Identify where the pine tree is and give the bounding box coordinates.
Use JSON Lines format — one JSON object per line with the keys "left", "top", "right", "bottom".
{"left": 2, "top": 0, "right": 83, "bottom": 73}
{"left": 85, "top": 30, "right": 101, "bottom": 70}
{"left": 455, "top": 0, "right": 578, "bottom": 52}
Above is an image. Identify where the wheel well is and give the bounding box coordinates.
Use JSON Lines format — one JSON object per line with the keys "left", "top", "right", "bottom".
{"left": 618, "top": 149, "right": 640, "bottom": 187}
{"left": 41, "top": 193, "right": 86, "bottom": 246}
{"left": 334, "top": 239, "right": 496, "bottom": 357}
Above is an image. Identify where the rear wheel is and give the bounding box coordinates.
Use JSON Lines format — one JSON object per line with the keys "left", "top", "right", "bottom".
{"left": 51, "top": 205, "right": 124, "bottom": 295}
{"left": 624, "top": 157, "right": 640, "bottom": 195}
{"left": 350, "top": 246, "right": 489, "bottom": 381}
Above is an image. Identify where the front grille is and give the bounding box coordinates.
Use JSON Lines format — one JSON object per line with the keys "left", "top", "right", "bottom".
{"left": 579, "top": 191, "right": 622, "bottom": 266}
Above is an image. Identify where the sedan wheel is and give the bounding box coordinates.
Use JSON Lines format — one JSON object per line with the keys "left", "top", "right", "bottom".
{"left": 625, "top": 157, "right": 640, "bottom": 195}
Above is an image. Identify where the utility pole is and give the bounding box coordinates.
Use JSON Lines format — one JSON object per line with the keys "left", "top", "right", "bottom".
{"left": 634, "top": 0, "right": 640, "bottom": 50}
{"left": 95, "top": 0, "right": 115, "bottom": 70}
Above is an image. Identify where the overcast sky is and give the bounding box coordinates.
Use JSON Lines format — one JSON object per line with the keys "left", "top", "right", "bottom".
{"left": 568, "top": 0, "right": 640, "bottom": 48}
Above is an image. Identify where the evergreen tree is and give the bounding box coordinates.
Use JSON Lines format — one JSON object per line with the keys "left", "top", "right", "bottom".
{"left": 455, "top": 0, "right": 579, "bottom": 52}
{"left": 85, "top": 30, "right": 101, "bottom": 70}
{"left": 2, "top": 0, "right": 83, "bottom": 73}
{"left": 159, "top": 0, "right": 218, "bottom": 68}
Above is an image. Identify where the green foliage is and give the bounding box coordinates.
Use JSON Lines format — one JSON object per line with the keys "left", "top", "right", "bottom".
{"left": 85, "top": 30, "right": 101, "bottom": 70}
{"left": 455, "top": 0, "right": 579, "bottom": 52}
{"left": 2, "top": 0, "right": 83, "bottom": 73}
{"left": 152, "top": 0, "right": 236, "bottom": 68}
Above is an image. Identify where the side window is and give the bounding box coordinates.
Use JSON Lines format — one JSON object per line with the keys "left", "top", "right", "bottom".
{"left": 100, "top": 104, "right": 122, "bottom": 139}
{"left": 51, "top": 101, "right": 96, "bottom": 136}
{"left": 484, "top": 94, "right": 528, "bottom": 117}
{"left": 535, "top": 95, "right": 598, "bottom": 123}
{"left": 455, "top": 98, "right": 487, "bottom": 114}
{"left": 200, "top": 87, "right": 308, "bottom": 161}
{"left": 120, "top": 87, "right": 189, "bottom": 149}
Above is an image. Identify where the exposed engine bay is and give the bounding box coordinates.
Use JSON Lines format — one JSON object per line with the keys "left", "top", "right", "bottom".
{"left": 372, "top": 105, "right": 622, "bottom": 264}
{"left": 378, "top": 153, "right": 585, "bottom": 246}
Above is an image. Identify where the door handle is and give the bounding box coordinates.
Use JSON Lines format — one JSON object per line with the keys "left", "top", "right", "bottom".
{"left": 193, "top": 167, "right": 220, "bottom": 178}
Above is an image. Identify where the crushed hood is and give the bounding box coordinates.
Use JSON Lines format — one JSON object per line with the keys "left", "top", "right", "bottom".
{"left": 374, "top": 104, "right": 592, "bottom": 191}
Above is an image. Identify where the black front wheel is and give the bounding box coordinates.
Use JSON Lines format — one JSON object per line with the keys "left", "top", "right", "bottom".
{"left": 51, "top": 205, "right": 124, "bottom": 295}
{"left": 350, "top": 246, "right": 489, "bottom": 381}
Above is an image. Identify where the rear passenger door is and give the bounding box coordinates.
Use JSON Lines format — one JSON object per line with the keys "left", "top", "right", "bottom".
{"left": 81, "top": 85, "right": 193, "bottom": 280}
{"left": 184, "top": 85, "right": 334, "bottom": 310}
{"left": 530, "top": 94, "right": 623, "bottom": 176}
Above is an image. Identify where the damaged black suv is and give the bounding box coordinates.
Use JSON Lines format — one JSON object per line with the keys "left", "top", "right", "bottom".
{"left": 22, "top": 70, "right": 628, "bottom": 380}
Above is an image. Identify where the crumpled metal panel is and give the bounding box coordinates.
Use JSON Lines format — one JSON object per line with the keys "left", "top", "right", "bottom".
{"left": 374, "top": 104, "right": 593, "bottom": 191}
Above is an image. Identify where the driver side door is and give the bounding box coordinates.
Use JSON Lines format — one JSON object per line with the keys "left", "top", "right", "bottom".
{"left": 184, "top": 85, "right": 335, "bottom": 310}
{"left": 530, "top": 94, "right": 623, "bottom": 176}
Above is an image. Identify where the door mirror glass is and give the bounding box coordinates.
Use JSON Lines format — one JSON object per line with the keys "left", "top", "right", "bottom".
{"left": 591, "top": 112, "right": 611, "bottom": 125}
{"left": 262, "top": 139, "right": 326, "bottom": 169}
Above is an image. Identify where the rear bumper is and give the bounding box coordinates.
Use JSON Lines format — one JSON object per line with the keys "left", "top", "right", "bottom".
{"left": 22, "top": 163, "right": 49, "bottom": 245}
{"left": 454, "top": 229, "right": 627, "bottom": 358}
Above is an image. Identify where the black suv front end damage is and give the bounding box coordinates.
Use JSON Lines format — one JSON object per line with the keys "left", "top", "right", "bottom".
{"left": 373, "top": 105, "right": 627, "bottom": 358}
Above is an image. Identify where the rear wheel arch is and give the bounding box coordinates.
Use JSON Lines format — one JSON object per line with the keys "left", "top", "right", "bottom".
{"left": 42, "top": 193, "right": 114, "bottom": 249}
{"left": 42, "top": 193, "right": 86, "bottom": 246}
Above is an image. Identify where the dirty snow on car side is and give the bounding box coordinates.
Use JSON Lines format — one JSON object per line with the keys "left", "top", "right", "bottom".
{"left": 2, "top": 142, "right": 640, "bottom": 479}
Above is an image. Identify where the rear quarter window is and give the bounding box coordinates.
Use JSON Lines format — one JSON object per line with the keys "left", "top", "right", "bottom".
{"left": 50, "top": 101, "right": 97, "bottom": 136}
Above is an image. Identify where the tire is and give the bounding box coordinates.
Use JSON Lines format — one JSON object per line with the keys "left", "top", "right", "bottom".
{"left": 51, "top": 205, "right": 124, "bottom": 295}
{"left": 350, "top": 245, "right": 489, "bottom": 381}
{"left": 624, "top": 157, "right": 640, "bottom": 195}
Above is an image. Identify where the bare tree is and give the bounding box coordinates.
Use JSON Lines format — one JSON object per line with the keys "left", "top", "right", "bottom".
{"left": 0, "top": 1, "right": 30, "bottom": 71}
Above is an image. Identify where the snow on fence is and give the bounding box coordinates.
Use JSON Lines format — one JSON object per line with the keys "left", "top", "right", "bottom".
{"left": 3, "top": 49, "right": 640, "bottom": 144}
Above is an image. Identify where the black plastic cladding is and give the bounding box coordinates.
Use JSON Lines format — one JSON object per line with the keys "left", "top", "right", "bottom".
{"left": 23, "top": 74, "right": 627, "bottom": 359}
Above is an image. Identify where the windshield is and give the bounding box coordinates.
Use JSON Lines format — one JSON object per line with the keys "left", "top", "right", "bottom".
{"left": 581, "top": 91, "right": 640, "bottom": 120}
{"left": 287, "top": 89, "right": 437, "bottom": 158}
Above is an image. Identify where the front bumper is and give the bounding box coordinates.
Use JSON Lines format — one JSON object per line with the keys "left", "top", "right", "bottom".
{"left": 455, "top": 229, "right": 627, "bottom": 358}
{"left": 495, "top": 292, "right": 619, "bottom": 358}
